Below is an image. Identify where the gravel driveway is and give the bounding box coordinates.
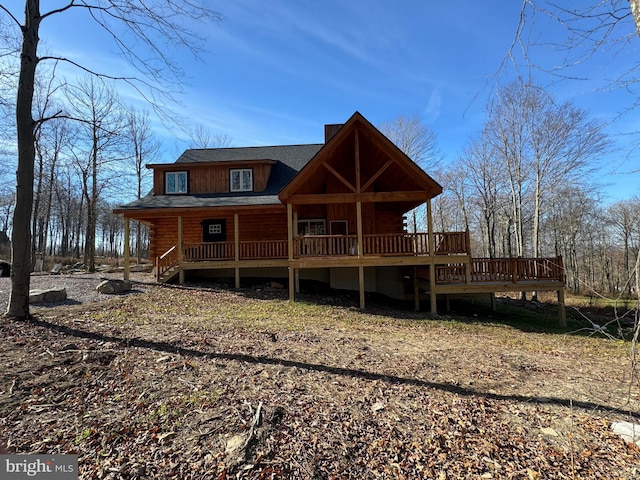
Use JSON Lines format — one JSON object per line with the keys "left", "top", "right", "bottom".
{"left": 0, "top": 272, "right": 155, "bottom": 310}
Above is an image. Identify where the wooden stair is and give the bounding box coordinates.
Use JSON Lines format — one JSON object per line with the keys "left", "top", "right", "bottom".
{"left": 158, "top": 264, "right": 180, "bottom": 283}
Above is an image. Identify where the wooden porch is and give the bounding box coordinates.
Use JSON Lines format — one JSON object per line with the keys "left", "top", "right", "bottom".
{"left": 155, "top": 231, "right": 471, "bottom": 281}
{"left": 122, "top": 216, "right": 565, "bottom": 325}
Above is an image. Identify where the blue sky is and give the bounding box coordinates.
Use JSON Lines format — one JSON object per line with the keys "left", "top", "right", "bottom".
{"left": 28, "top": 1, "right": 640, "bottom": 201}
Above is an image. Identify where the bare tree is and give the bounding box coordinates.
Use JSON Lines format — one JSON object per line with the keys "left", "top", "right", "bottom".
{"left": 379, "top": 114, "right": 442, "bottom": 232}
{"left": 66, "top": 77, "right": 127, "bottom": 272}
{"left": 458, "top": 133, "right": 506, "bottom": 258}
{"left": 189, "top": 123, "right": 233, "bottom": 149}
{"left": 126, "top": 108, "right": 158, "bottom": 261}
{"left": 0, "top": 1, "right": 221, "bottom": 318}
{"left": 379, "top": 115, "right": 442, "bottom": 172}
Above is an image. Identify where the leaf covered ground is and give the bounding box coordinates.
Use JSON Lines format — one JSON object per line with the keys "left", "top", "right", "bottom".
{"left": 1, "top": 276, "right": 639, "bottom": 479}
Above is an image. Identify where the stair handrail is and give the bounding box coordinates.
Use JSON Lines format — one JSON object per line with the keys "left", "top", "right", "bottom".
{"left": 156, "top": 245, "right": 179, "bottom": 281}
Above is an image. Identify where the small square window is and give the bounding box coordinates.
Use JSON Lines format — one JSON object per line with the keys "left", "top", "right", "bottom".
{"left": 230, "top": 169, "right": 253, "bottom": 192}
{"left": 166, "top": 171, "right": 187, "bottom": 194}
{"left": 208, "top": 224, "right": 222, "bottom": 235}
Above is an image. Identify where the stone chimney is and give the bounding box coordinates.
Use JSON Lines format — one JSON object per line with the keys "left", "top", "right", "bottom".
{"left": 324, "top": 124, "right": 343, "bottom": 143}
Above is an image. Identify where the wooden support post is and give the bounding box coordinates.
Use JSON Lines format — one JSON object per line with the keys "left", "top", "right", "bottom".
{"left": 426, "top": 198, "right": 434, "bottom": 256}
{"left": 490, "top": 292, "right": 497, "bottom": 312}
{"left": 414, "top": 266, "right": 420, "bottom": 312}
{"left": 356, "top": 201, "right": 363, "bottom": 258}
{"left": 558, "top": 288, "right": 566, "bottom": 327}
{"left": 287, "top": 203, "right": 295, "bottom": 303}
{"left": 123, "top": 217, "right": 130, "bottom": 281}
{"left": 178, "top": 216, "right": 184, "bottom": 284}
{"left": 429, "top": 264, "right": 437, "bottom": 315}
{"left": 465, "top": 258, "right": 471, "bottom": 285}
{"left": 292, "top": 197, "right": 299, "bottom": 296}
{"left": 359, "top": 265, "right": 365, "bottom": 309}
{"left": 234, "top": 213, "right": 240, "bottom": 289}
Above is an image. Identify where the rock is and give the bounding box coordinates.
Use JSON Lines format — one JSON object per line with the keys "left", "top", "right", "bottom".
{"left": 96, "top": 279, "right": 132, "bottom": 294}
{"left": 29, "top": 287, "right": 67, "bottom": 303}
{"left": 130, "top": 264, "right": 153, "bottom": 273}
{"left": 50, "top": 263, "right": 63, "bottom": 274}
{"left": 612, "top": 421, "right": 640, "bottom": 446}
{"left": 0, "top": 260, "right": 10, "bottom": 277}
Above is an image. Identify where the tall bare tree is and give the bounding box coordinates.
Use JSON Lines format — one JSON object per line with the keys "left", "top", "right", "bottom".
{"left": 189, "top": 123, "right": 233, "bottom": 149}
{"left": 379, "top": 114, "right": 442, "bottom": 232}
{"left": 126, "top": 108, "right": 158, "bottom": 261}
{"left": 0, "top": 1, "right": 222, "bottom": 318}
{"left": 66, "top": 77, "right": 126, "bottom": 272}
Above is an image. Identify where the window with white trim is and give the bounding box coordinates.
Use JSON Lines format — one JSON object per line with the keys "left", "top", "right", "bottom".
{"left": 230, "top": 168, "right": 253, "bottom": 192}
{"left": 165, "top": 171, "right": 188, "bottom": 194}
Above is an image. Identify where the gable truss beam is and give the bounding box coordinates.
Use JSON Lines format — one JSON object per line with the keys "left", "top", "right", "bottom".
{"left": 322, "top": 162, "right": 356, "bottom": 193}
{"left": 361, "top": 159, "right": 393, "bottom": 192}
{"left": 287, "top": 191, "right": 429, "bottom": 205}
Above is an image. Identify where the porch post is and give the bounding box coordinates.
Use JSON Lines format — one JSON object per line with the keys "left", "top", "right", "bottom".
{"left": 178, "top": 216, "right": 184, "bottom": 284}
{"left": 234, "top": 213, "right": 240, "bottom": 289}
{"left": 558, "top": 288, "right": 566, "bottom": 327}
{"left": 356, "top": 200, "right": 365, "bottom": 309}
{"left": 356, "top": 201, "right": 364, "bottom": 257}
{"left": 287, "top": 203, "right": 295, "bottom": 302}
{"left": 123, "top": 217, "right": 130, "bottom": 281}
{"left": 427, "top": 199, "right": 437, "bottom": 314}
{"left": 293, "top": 211, "right": 300, "bottom": 293}
{"left": 414, "top": 266, "right": 420, "bottom": 311}
{"left": 426, "top": 198, "right": 434, "bottom": 256}
{"left": 359, "top": 265, "right": 365, "bottom": 309}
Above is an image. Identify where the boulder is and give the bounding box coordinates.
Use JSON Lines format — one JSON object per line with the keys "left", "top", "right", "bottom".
{"left": 612, "top": 421, "right": 640, "bottom": 446}
{"left": 29, "top": 287, "right": 67, "bottom": 304}
{"left": 0, "top": 260, "right": 10, "bottom": 277}
{"left": 97, "top": 279, "right": 132, "bottom": 294}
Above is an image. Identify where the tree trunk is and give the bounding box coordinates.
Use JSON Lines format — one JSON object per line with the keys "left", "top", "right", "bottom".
{"left": 7, "top": 1, "right": 40, "bottom": 319}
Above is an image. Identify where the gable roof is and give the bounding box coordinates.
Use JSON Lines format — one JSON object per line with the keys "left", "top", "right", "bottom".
{"left": 115, "top": 112, "right": 443, "bottom": 215}
{"left": 173, "top": 144, "right": 322, "bottom": 170}
{"left": 279, "top": 111, "right": 442, "bottom": 202}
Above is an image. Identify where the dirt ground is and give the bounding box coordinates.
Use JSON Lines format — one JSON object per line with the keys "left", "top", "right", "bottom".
{"left": 1, "top": 274, "right": 639, "bottom": 479}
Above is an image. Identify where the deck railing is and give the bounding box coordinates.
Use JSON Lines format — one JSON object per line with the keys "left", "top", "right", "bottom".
{"left": 295, "top": 235, "right": 358, "bottom": 256}
{"left": 434, "top": 231, "right": 469, "bottom": 254}
{"left": 240, "top": 240, "right": 288, "bottom": 259}
{"left": 184, "top": 242, "right": 234, "bottom": 261}
{"left": 433, "top": 257, "right": 564, "bottom": 285}
{"left": 294, "top": 231, "right": 468, "bottom": 258}
{"left": 174, "top": 231, "right": 471, "bottom": 263}
{"left": 363, "top": 233, "right": 427, "bottom": 255}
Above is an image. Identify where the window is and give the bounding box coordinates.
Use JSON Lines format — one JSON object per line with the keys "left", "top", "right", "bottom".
{"left": 230, "top": 168, "right": 253, "bottom": 192}
{"left": 208, "top": 224, "right": 222, "bottom": 235}
{"left": 165, "top": 171, "right": 187, "bottom": 194}
{"left": 297, "top": 219, "right": 326, "bottom": 235}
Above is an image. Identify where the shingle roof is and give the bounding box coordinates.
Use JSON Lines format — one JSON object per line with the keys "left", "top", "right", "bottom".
{"left": 116, "top": 144, "right": 323, "bottom": 211}
{"left": 176, "top": 144, "right": 323, "bottom": 172}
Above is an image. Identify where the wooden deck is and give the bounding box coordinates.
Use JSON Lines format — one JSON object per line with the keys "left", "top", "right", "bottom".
{"left": 153, "top": 232, "right": 566, "bottom": 325}
{"left": 157, "top": 233, "right": 563, "bottom": 288}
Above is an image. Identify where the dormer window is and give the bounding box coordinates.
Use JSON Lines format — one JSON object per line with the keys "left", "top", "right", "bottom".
{"left": 230, "top": 168, "right": 253, "bottom": 192}
{"left": 165, "top": 171, "right": 188, "bottom": 194}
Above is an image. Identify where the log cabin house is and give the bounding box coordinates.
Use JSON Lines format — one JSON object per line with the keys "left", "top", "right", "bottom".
{"left": 114, "top": 112, "right": 566, "bottom": 323}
